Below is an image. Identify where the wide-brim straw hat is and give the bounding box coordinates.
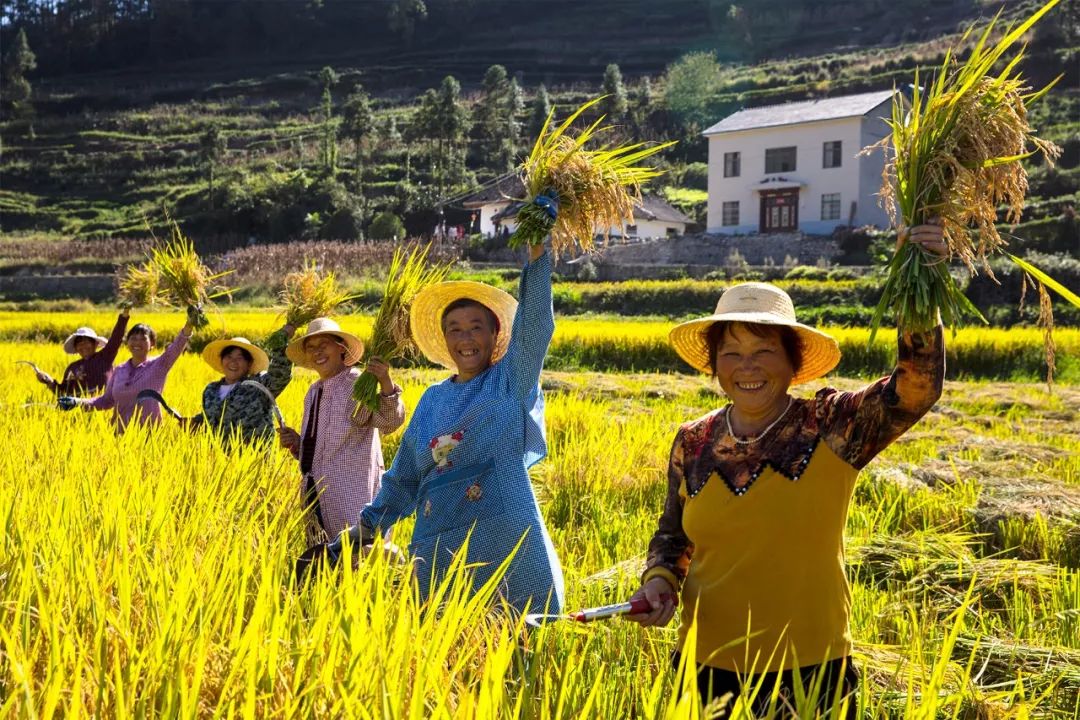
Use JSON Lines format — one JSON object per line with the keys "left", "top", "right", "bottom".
{"left": 410, "top": 281, "right": 518, "bottom": 371}
{"left": 202, "top": 337, "right": 270, "bottom": 375}
{"left": 63, "top": 327, "right": 108, "bottom": 354}
{"left": 669, "top": 282, "right": 841, "bottom": 385}
{"left": 286, "top": 317, "right": 365, "bottom": 370}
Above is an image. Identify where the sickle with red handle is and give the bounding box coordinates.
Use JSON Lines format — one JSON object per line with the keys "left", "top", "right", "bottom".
{"left": 525, "top": 593, "right": 677, "bottom": 627}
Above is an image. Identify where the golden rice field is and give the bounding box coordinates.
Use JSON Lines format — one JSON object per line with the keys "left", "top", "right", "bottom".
{"left": 1, "top": 314, "right": 1079, "bottom": 717}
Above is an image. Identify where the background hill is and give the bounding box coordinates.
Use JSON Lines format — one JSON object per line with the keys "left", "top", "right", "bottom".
{"left": 0, "top": 0, "right": 1076, "bottom": 250}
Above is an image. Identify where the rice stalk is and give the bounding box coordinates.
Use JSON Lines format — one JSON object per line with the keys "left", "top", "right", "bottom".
{"left": 117, "top": 220, "right": 232, "bottom": 328}
{"left": 352, "top": 244, "right": 449, "bottom": 412}
{"left": 268, "top": 261, "right": 356, "bottom": 352}
{"left": 868, "top": 0, "right": 1064, "bottom": 343}
{"left": 510, "top": 96, "right": 676, "bottom": 254}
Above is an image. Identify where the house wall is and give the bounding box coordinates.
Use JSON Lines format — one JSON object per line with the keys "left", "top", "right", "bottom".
{"left": 706, "top": 115, "right": 882, "bottom": 235}
{"left": 471, "top": 201, "right": 513, "bottom": 236}
{"left": 857, "top": 110, "right": 893, "bottom": 228}
{"left": 606, "top": 219, "right": 685, "bottom": 240}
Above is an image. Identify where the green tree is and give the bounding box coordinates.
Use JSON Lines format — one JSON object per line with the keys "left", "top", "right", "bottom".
{"left": 1, "top": 28, "right": 37, "bottom": 131}
{"left": 414, "top": 75, "right": 470, "bottom": 197}
{"left": 528, "top": 83, "right": 552, "bottom": 140}
{"left": 664, "top": 51, "right": 724, "bottom": 130}
{"left": 474, "top": 65, "right": 522, "bottom": 172}
{"left": 601, "top": 63, "right": 628, "bottom": 120}
{"left": 387, "top": 0, "right": 427, "bottom": 45}
{"left": 318, "top": 66, "right": 339, "bottom": 173}
{"left": 199, "top": 123, "right": 227, "bottom": 210}
{"left": 368, "top": 210, "right": 406, "bottom": 241}
{"left": 341, "top": 87, "right": 375, "bottom": 191}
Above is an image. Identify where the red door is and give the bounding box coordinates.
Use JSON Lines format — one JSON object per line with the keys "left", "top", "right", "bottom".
{"left": 760, "top": 190, "right": 799, "bottom": 233}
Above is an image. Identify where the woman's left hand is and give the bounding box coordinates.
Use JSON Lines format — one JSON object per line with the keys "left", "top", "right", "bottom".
{"left": 624, "top": 577, "right": 678, "bottom": 627}
{"left": 366, "top": 357, "right": 394, "bottom": 392}
{"left": 898, "top": 218, "right": 947, "bottom": 257}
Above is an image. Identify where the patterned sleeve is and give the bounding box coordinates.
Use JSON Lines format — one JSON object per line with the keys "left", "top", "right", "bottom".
{"left": 641, "top": 427, "right": 695, "bottom": 590}
{"left": 505, "top": 250, "right": 555, "bottom": 398}
{"left": 818, "top": 325, "right": 945, "bottom": 470}
{"left": 156, "top": 327, "right": 191, "bottom": 373}
{"left": 360, "top": 416, "right": 421, "bottom": 531}
{"left": 259, "top": 329, "right": 293, "bottom": 397}
{"left": 350, "top": 385, "right": 406, "bottom": 434}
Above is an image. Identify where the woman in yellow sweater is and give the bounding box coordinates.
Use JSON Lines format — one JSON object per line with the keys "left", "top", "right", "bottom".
{"left": 627, "top": 223, "right": 947, "bottom": 717}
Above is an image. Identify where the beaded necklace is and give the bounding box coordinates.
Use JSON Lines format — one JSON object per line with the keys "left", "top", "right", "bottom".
{"left": 725, "top": 396, "right": 794, "bottom": 445}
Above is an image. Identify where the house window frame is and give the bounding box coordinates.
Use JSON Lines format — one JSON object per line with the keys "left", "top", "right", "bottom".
{"left": 723, "top": 151, "right": 741, "bottom": 178}
{"left": 823, "top": 140, "right": 843, "bottom": 169}
{"left": 721, "top": 201, "right": 740, "bottom": 227}
{"left": 764, "top": 146, "right": 797, "bottom": 173}
{"left": 821, "top": 192, "right": 841, "bottom": 221}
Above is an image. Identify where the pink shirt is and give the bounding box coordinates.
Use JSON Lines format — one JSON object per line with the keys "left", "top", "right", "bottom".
{"left": 87, "top": 329, "right": 190, "bottom": 430}
{"left": 298, "top": 367, "right": 406, "bottom": 536}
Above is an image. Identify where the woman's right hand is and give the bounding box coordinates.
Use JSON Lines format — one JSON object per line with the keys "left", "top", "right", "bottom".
{"left": 624, "top": 576, "right": 678, "bottom": 627}
{"left": 277, "top": 426, "right": 301, "bottom": 453}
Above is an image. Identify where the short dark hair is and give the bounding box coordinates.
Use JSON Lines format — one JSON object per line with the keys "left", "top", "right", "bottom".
{"left": 126, "top": 324, "right": 156, "bottom": 344}
{"left": 221, "top": 346, "right": 254, "bottom": 365}
{"left": 706, "top": 321, "right": 803, "bottom": 378}
{"left": 441, "top": 299, "right": 499, "bottom": 334}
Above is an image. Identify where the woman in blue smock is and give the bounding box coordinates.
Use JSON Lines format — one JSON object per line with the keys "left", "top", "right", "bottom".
{"left": 298, "top": 234, "right": 565, "bottom": 615}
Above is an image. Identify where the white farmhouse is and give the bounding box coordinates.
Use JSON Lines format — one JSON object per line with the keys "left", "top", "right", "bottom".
{"left": 459, "top": 174, "right": 692, "bottom": 241}
{"left": 704, "top": 89, "right": 894, "bottom": 235}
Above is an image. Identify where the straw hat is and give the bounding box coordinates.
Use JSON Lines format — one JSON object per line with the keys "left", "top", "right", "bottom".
{"left": 668, "top": 282, "right": 841, "bottom": 385}
{"left": 286, "top": 317, "right": 365, "bottom": 369}
{"left": 63, "top": 327, "right": 108, "bottom": 354}
{"left": 410, "top": 281, "right": 518, "bottom": 370}
{"left": 202, "top": 337, "right": 270, "bottom": 375}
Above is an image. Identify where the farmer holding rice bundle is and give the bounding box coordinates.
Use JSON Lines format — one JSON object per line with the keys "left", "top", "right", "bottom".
{"left": 32, "top": 308, "right": 129, "bottom": 396}
{"left": 277, "top": 318, "right": 405, "bottom": 543}
{"left": 302, "top": 232, "right": 564, "bottom": 613}
{"left": 63, "top": 307, "right": 198, "bottom": 430}
{"left": 626, "top": 225, "right": 948, "bottom": 716}
{"left": 185, "top": 324, "right": 296, "bottom": 445}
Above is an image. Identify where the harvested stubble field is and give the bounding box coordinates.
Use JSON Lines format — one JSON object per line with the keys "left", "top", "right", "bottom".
{"left": 1, "top": 320, "right": 1078, "bottom": 717}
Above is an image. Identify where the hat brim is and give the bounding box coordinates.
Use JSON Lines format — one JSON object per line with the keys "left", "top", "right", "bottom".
{"left": 669, "top": 314, "right": 841, "bottom": 386}
{"left": 202, "top": 338, "right": 271, "bottom": 375}
{"left": 63, "top": 334, "right": 107, "bottom": 354}
{"left": 410, "top": 281, "right": 518, "bottom": 371}
{"left": 286, "top": 330, "right": 365, "bottom": 370}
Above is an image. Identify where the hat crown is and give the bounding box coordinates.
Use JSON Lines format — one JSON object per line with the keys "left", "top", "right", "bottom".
{"left": 304, "top": 317, "right": 343, "bottom": 335}
{"left": 73, "top": 326, "right": 99, "bottom": 336}
{"left": 714, "top": 282, "right": 797, "bottom": 322}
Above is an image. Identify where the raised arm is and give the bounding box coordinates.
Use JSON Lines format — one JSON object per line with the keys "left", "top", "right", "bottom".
{"left": 258, "top": 325, "right": 296, "bottom": 397}
{"left": 818, "top": 324, "right": 944, "bottom": 469}
{"left": 99, "top": 309, "right": 130, "bottom": 366}
{"left": 504, "top": 248, "right": 555, "bottom": 396}
{"left": 156, "top": 320, "right": 194, "bottom": 374}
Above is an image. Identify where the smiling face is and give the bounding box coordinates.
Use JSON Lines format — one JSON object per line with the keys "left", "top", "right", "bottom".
{"left": 303, "top": 335, "right": 348, "bottom": 379}
{"left": 220, "top": 347, "right": 253, "bottom": 384}
{"left": 712, "top": 322, "right": 796, "bottom": 421}
{"left": 442, "top": 305, "right": 497, "bottom": 382}
{"left": 126, "top": 331, "right": 154, "bottom": 363}
{"left": 73, "top": 337, "right": 98, "bottom": 360}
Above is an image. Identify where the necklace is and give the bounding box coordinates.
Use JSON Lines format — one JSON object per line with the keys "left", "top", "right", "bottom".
{"left": 725, "top": 397, "right": 794, "bottom": 445}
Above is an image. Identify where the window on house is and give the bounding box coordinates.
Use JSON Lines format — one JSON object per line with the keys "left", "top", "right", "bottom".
{"left": 724, "top": 151, "right": 741, "bottom": 178}
{"left": 626, "top": 224, "right": 638, "bottom": 237}
{"left": 666, "top": 227, "right": 679, "bottom": 238}
{"left": 765, "top": 146, "right": 797, "bottom": 173}
{"left": 821, "top": 193, "right": 841, "bottom": 221}
{"left": 722, "top": 201, "right": 740, "bottom": 226}
{"left": 823, "top": 141, "right": 842, "bottom": 168}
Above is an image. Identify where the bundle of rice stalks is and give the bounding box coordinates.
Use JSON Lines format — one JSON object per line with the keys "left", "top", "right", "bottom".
{"left": 869, "top": 0, "right": 1076, "bottom": 348}
{"left": 268, "top": 261, "right": 356, "bottom": 352}
{"left": 117, "top": 262, "right": 161, "bottom": 308}
{"left": 954, "top": 635, "right": 1080, "bottom": 704}
{"left": 510, "top": 96, "right": 675, "bottom": 254}
{"left": 117, "top": 220, "right": 232, "bottom": 327}
{"left": 352, "top": 244, "right": 449, "bottom": 412}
